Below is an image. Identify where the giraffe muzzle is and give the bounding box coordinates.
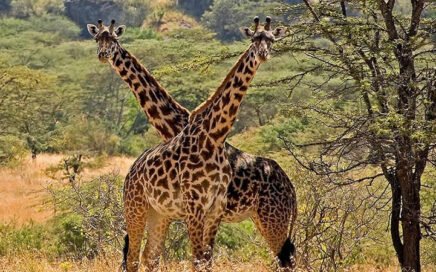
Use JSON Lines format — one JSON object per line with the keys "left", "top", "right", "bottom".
{"left": 258, "top": 50, "right": 269, "bottom": 62}
{"left": 98, "top": 52, "right": 110, "bottom": 63}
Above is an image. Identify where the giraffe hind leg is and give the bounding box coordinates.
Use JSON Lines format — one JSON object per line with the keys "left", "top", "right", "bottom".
{"left": 252, "top": 212, "right": 294, "bottom": 271}
{"left": 124, "top": 198, "right": 149, "bottom": 272}
{"left": 122, "top": 234, "right": 129, "bottom": 271}
{"left": 141, "top": 211, "right": 171, "bottom": 272}
{"left": 277, "top": 238, "right": 296, "bottom": 269}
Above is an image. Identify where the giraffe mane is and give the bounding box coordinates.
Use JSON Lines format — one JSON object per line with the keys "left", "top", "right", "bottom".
{"left": 189, "top": 46, "right": 252, "bottom": 122}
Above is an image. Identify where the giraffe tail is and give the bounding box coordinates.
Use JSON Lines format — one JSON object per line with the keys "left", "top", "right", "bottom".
{"left": 122, "top": 234, "right": 129, "bottom": 271}
{"left": 277, "top": 238, "right": 296, "bottom": 268}
{"left": 277, "top": 197, "right": 297, "bottom": 269}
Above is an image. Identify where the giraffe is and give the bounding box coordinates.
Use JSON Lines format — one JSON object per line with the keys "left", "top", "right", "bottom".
{"left": 87, "top": 17, "right": 296, "bottom": 271}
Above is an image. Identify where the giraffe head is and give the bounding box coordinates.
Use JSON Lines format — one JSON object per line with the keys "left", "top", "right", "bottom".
{"left": 241, "top": 16, "right": 286, "bottom": 62}
{"left": 87, "top": 19, "right": 126, "bottom": 63}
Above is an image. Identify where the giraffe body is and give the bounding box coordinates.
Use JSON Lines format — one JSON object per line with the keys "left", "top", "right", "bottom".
{"left": 123, "top": 124, "right": 232, "bottom": 271}
{"left": 87, "top": 17, "right": 296, "bottom": 272}
{"left": 121, "top": 42, "right": 262, "bottom": 272}
{"left": 125, "top": 131, "right": 230, "bottom": 221}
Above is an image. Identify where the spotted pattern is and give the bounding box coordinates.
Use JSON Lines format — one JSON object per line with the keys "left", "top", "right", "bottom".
{"left": 92, "top": 22, "right": 297, "bottom": 272}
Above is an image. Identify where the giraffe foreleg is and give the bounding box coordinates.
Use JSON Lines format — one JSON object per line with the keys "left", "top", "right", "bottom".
{"left": 141, "top": 211, "right": 170, "bottom": 272}
{"left": 186, "top": 209, "right": 206, "bottom": 271}
{"left": 202, "top": 191, "right": 227, "bottom": 271}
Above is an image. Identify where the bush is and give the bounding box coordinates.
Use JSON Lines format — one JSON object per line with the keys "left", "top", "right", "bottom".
{"left": 119, "top": 128, "right": 163, "bottom": 156}
{"left": 52, "top": 119, "right": 121, "bottom": 155}
{"left": 28, "top": 15, "right": 81, "bottom": 39}
{"left": 259, "top": 117, "right": 306, "bottom": 151}
{"left": 48, "top": 172, "right": 125, "bottom": 259}
{"left": 0, "top": 222, "right": 47, "bottom": 256}
{"left": 0, "top": 0, "right": 12, "bottom": 15}
{"left": 10, "top": 0, "right": 64, "bottom": 18}
{"left": 177, "top": 0, "right": 213, "bottom": 19}
{"left": 65, "top": 0, "right": 151, "bottom": 36}
{"left": 0, "top": 135, "right": 28, "bottom": 166}
{"left": 122, "top": 27, "right": 160, "bottom": 43}
{"left": 52, "top": 214, "right": 87, "bottom": 258}
{"left": 118, "top": 134, "right": 150, "bottom": 156}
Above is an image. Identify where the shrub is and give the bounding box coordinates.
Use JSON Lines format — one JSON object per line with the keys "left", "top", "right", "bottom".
{"left": 48, "top": 172, "right": 125, "bottom": 259}
{"left": 0, "top": 0, "right": 12, "bottom": 15}
{"left": 52, "top": 119, "right": 121, "bottom": 155}
{"left": 177, "top": 0, "right": 213, "bottom": 19}
{"left": 10, "top": 0, "right": 64, "bottom": 18}
{"left": 118, "top": 134, "right": 150, "bottom": 156}
{"left": 0, "top": 135, "right": 28, "bottom": 167}
{"left": 52, "top": 214, "right": 87, "bottom": 258}
{"left": 0, "top": 222, "right": 47, "bottom": 256}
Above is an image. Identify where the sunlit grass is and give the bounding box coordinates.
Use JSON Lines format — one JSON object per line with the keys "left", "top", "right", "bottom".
{"left": 0, "top": 154, "right": 134, "bottom": 225}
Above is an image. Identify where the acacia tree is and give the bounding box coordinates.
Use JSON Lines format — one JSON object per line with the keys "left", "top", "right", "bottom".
{"left": 276, "top": 0, "right": 435, "bottom": 270}
{"left": 0, "top": 66, "right": 62, "bottom": 158}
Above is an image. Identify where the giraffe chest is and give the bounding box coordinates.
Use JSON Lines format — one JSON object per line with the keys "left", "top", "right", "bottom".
{"left": 127, "top": 134, "right": 232, "bottom": 219}
{"left": 177, "top": 143, "right": 232, "bottom": 212}
{"left": 127, "top": 146, "right": 183, "bottom": 218}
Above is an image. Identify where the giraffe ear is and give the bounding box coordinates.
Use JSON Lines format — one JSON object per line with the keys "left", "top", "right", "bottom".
{"left": 87, "top": 24, "right": 99, "bottom": 37}
{"left": 240, "top": 27, "right": 254, "bottom": 38}
{"left": 272, "top": 27, "right": 287, "bottom": 41}
{"left": 114, "top": 25, "right": 126, "bottom": 37}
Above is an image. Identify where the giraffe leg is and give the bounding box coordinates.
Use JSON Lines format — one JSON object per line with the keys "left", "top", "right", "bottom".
{"left": 186, "top": 211, "right": 206, "bottom": 271}
{"left": 252, "top": 210, "right": 296, "bottom": 271}
{"left": 141, "top": 211, "right": 170, "bottom": 272}
{"left": 202, "top": 193, "right": 226, "bottom": 271}
{"left": 124, "top": 198, "right": 149, "bottom": 272}
{"left": 202, "top": 215, "right": 222, "bottom": 272}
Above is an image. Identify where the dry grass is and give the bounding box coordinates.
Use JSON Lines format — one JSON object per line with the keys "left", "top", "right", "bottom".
{"left": 2, "top": 253, "right": 424, "bottom": 272}
{"left": 0, "top": 153, "right": 134, "bottom": 225}
{"left": 0, "top": 253, "right": 271, "bottom": 272}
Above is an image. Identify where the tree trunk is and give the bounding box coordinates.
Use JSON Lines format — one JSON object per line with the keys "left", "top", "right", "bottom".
{"left": 397, "top": 151, "right": 421, "bottom": 272}
{"left": 387, "top": 173, "right": 403, "bottom": 266}
{"left": 399, "top": 175, "right": 421, "bottom": 272}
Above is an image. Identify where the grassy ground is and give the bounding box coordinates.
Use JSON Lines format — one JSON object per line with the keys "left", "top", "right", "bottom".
{"left": 0, "top": 253, "right": 410, "bottom": 272}
{"left": 0, "top": 154, "right": 134, "bottom": 225}
{"left": 0, "top": 154, "right": 433, "bottom": 272}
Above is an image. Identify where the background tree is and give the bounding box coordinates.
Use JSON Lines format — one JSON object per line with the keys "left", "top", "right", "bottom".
{"left": 176, "top": 0, "right": 213, "bottom": 19}
{"left": 0, "top": 66, "right": 61, "bottom": 159}
{"left": 201, "top": 0, "right": 284, "bottom": 41}
{"left": 276, "top": 0, "right": 435, "bottom": 271}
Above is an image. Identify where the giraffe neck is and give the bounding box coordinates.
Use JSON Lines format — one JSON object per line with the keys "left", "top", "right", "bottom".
{"left": 109, "top": 45, "right": 190, "bottom": 141}
{"left": 190, "top": 45, "right": 260, "bottom": 145}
